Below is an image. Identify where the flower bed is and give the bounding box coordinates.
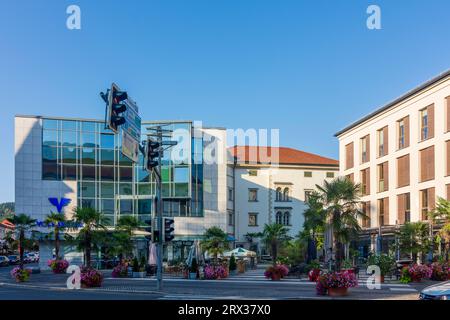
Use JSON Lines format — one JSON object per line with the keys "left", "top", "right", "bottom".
{"left": 430, "top": 262, "right": 450, "bottom": 281}
{"left": 316, "top": 271, "right": 358, "bottom": 296}
{"left": 47, "top": 259, "right": 69, "bottom": 274}
{"left": 111, "top": 263, "right": 129, "bottom": 278}
{"left": 403, "top": 264, "right": 432, "bottom": 282}
{"left": 308, "top": 268, "right": 321, "bottom": 282}
{"left": 11, "top": 267, "right": 32, "bottom": 282}
{"left": 264, "top": 264, "right": 289, "bottom": 280}
{"left": 204, "top": 265, "right": 229, "bottom": 280}
{"left": 80, "top": 267, "right": 103, "bottom": 287}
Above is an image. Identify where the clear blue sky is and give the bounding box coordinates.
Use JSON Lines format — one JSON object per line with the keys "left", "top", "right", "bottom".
{"left": 1, "top": 0, "right": 450, "bottom": 202}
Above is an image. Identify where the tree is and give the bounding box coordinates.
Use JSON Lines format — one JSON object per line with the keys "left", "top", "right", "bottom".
{"left": 109, "top": 215, "right": 140, "bottom": 261}
{"left": 316, "top": 177, "right": 364, "bottom": 271}
{"left": 7, "top": 214, "right": 36, "bottom": 269}
{"left": 302, "top": 191, "right": 326, "bottom": 262}
{"left": 201, "top": 226, "right": 228, "bottom": 265}
{"left": 438, "top": 223, "right": 450, "bottom": 260}
{"left": 427, "top": 197, "right": 450, "bottom": 261}
{"left": 0, "top": 202, "right": 15, "bottom": 217}
{"left": 71, "top": 207, "right": 107, "bottom": 268}
{"left": 259, "top": 223, "right": 291, "bottom": 264}
{"left": 44, "top": 212, "right": 67, "bottom": 260}
{"left": 398, "top": 222, "right": 430, "bottom": 263}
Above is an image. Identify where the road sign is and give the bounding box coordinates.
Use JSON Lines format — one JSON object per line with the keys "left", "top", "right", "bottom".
{"left": 120, "top": 89, "right": 141, "bottom": 162}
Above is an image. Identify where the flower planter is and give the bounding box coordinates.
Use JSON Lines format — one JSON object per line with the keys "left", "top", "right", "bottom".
{"left": 189, "top": 272, "right": 197, "bottom": 280}
{"left": 271, "top": 274, "right": 281, "bottom": 281}
{"left": 379, "top": 275, "right": 385, "bottom": 283}
{"left": 328, "top": 287, "right": 348, "bottom": 297}
{"left": 229, "top": 270, "right": 237, "bottom": 276}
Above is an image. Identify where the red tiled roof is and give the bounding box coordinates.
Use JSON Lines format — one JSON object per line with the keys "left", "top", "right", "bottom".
{"left": 229, "top": 146, "right": 339, "bottom": 166}
{"left": 0, "top": 219, "right": 15, "bottom": 229}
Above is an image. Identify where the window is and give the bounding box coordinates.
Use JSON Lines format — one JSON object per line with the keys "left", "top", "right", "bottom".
{"left": 276, "top": 211, "right": 282, "bottom": 224}
{"left": 398, "top": 119, "right": 405, "bottom": 149}
{"left": 228, "top": 211, "right": 234, "bottom": 226}
{"left": 304, "top": 171, "right": 312, "bottom": 178}
{"left": 360, "top": 135, "right": 369, "bottom": 163}
{"left": 275, "top": 187, "right": 282, "bottom": 201}
{"left": 283, "top": 187, "right": 290, "bottom": 201}
{"left": 361, "top": 202, "right": 370, "bottom": 228}
{"left": 378, "top": 198, "right": 389, "bottom": 226}
{"left": 405, "top": 193, "right": 411, "bottom": 223}
{"left": 305, "top": 190, "right": 313, "bottom": 202}
{"left": 421, "top": 189, "right": 429, "bottom": 221}
{"left": 326, "top": 172, "right": 335, "bottom": 178}
{"left": 345, "top": 142, "right": 354, "bottom": 169}
{"left": 283, "top": 212, "right": 291, "bottom": 226}
{"left": 228, "top": 188, "right": 233, "bottom": 201}
{"left": 377, "top": 162, "right": 388, "bottom": 192}
{"left": 419, "top": 146, "right": 435, "bottom": 182}
{"left": 420, "top": 108, "right": 429, "bottom": 140}
{"left": 248, "top": 170, "right": 258, "bottom": 176}
{"left": 360, "top": 168, "right": 370, "bottom": 195}
{"left": 248, "top": 189, "right": 258, "bottom": 202}
{"left": 248, "top": 213, "right": 258, "bottom": 226}
{"left": 377, "top": 127, "right": 388, "bottom": 157}
{"left": 397, "top": 154, "right": 410, "bottom": 188}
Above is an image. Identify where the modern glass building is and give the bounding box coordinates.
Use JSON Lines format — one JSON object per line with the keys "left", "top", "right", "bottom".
{"left": 15, "top": 115, "right": 228, "bottom": 267}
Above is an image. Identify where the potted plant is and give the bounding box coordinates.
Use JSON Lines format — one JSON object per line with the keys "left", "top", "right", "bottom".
{"left": 366, "top": 253, "right": 395, "bottom": 283}
{"left": 237, "top": 259, "right": 246, "bottom": 273}
{"left": 204, "top": 264, "right": 217, "bottom": 279}
{"left": 47, "top": 259, "right": 69, "bottom": 274}
{"left": 316, "top": 271, "right": 358, "bottom": 296}
{"left": 405, "top": 264, "right": 432, "bottom": 282}
{"left": 189, "top": 258, "right": 198, "bottom": 279}
{"left": 430, "top": 262, "right": 450, "bottom": 281}
{"left": 264, "top": 264, "right": 289, "bottom": 281}
{"left": 80, "top": 266, "right": 103, "bottom": 288}
{"left": 341, "top": 259, "right": 354, "bottom": 273}
{"left": 11, "top": 267, "right": 32, "bottom": 282}
{"left": 229, "top": 254, "right": 237, "bottom": 276}
{"left": 307, "top": 260, "right": 321, "bottom": 282}
{"left": 112, "top": 262, "right": 129, "bottom": 278}
{"left": 131, "top": 257, "right": 145, "bottom": 278}
{"left": 215, "top": 265, "right": 229, "bottom": 279}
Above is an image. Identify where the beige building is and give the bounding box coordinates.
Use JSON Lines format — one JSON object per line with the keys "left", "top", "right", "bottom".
{"left": 335, "top": 70, "right": 450, "bottom": 254}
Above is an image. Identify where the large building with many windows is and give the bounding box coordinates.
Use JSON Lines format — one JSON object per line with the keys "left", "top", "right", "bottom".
{"left": 15, "top": 115, "right": 227, "bottom": 267}
{"left": 335, "top": 70, "right": 450, "bottom": 255}
{"left": 227, "top": 146, "right": 339, "bottom": 254}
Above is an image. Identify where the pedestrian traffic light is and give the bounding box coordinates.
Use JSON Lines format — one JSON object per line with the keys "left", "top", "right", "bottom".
{"left": 144, "top": 139, "right": 161, "bottom": 171}
{"left": 102, "top": 83, "right": 128, "bottom": 133}
{"left": 164, "top": 218, "right": 175, "bottom": 242}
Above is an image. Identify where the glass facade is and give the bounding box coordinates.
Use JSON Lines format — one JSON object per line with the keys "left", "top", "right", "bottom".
{"left": 41, "top": 118, "right": 203, "bottom": 226}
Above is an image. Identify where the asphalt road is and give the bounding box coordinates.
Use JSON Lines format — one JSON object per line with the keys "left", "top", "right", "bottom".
{"left": 0, "top": 263, "right": 424, "bottom": 300}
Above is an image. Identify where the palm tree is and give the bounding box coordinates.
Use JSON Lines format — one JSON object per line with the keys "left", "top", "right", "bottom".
{"left": 71, "top": 207, "right": 107, "bottom": 268}
{"left": 44, "top": 212, "right": 67, "bottom": 260}
{"left": 398, "top": 222, "right": 430, "bottom": 263}
{"left": 201, "top": 226, "right": 228, "bottom": 265}
{"left": 113, "top": 215, "right": 140, "bottom": 261}
{"left": 7, "top": 214, "right": 36, "bottom": 269}
{"left": 427, "top": 197, "right": 450, "bottom": 261}
{"left": 260, "top": 223, "right": 291, "bottom": 264}
{"left": 302, "top": 191, "right": 326, "bottom": 262}
{"left": 316, "top": 177, "right": 364, "bottom": 271}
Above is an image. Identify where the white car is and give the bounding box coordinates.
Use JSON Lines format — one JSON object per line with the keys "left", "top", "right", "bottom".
{"left": 0, "top": 256, "right": 10, "bottom": 267}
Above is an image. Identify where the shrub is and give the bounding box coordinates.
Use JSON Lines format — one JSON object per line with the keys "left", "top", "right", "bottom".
{"left": 264, "top": 264, "right": 289, "bottom": 280}
{"left": 402, "top": 264, "right": 432, "bottom": 282}
{"left": 308, "top": 268, "right": 321, "bottom": 282}
{"left": 203, "top": 264, "right": 228, "bottom": 279}
{"left": 112, "top": 263, "right": 128, "bottom": 278}
{"left": 316, "top": 271, "right": 358, "bottom": 294}
{"left": 80, "top": 267, "right": 103, "bottom": 287}
{"left": 132, "top": 257, "right": 140, "bottom": 272}
{"left": 366, "top": 253, "right": 396, "bottom": 276}
{"left": 215, "top": 265, "right": 228, "bottom": 278}
{"left": 229, "top": 254, "right": 237, "bottom": 271}
{"left": 139, "top": 256, "right": 147, "bottom": 272}
{"left": 47, "top": 259, "right": 69, "bottom": 274}
{"left": 11, "top": 267, "right": 31, "bottom": 282}
{"left": 430, "top": 262, "right": 450, "bottom": 281}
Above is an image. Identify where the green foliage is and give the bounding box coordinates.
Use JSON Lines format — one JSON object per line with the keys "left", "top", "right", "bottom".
{"left": 229, "top": 254, "right": 237, "bottom": 271}
{"left": 278, "top": 239, "right": 306, "bottom": 265}
{"left": 259, "top": 223, "right": 291, "bottom": 264}
{"left": 6, "top": 213, "right": 36, "bottom": 269}
{"left": 367, "top": 253, "right": 396, "bottom": 276}
{"left": 0, "top": 202, "right": 14, "bottom": 217}
{"left": 342, "top": 259, "right": 353, "bottom": 269}
{"left": 132, "top": 257, "right": 140, "bottom": 272}
{"left": 201, "top": 227, "right": 228, "bottom": 265}
{"left": 315, "top": 177, "right": 364, "bottom": 270}
{"left": 190, "top": 257, "right": 198, "bottom": 273}
{"left": 307, "top": 259, "right": 321, "bottom": 271}
{"left": 139, "top": 255, "right": 147, "bottom": 272}
{"left": 398, "top": 222, "right": 430, "bottom": 262}
{"left": 400, "top": 268, "right": 412, "bottom": 284}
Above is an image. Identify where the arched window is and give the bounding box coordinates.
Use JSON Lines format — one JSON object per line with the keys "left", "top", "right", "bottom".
{"left": 283, "top": 212, "right": 291, "bottom": 226}
{"left": 276, "top": 211, "right": 283, "bottom": 224}
{"left": 283, "top": 187, "right": 290, "bottom": 202}
{"left": 275, "top": 187, "right": 282, "bottom": 201}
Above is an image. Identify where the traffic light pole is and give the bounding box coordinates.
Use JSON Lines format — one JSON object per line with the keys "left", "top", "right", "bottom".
{"left": 156, "top": 126, "right": 163, "bottom": 291}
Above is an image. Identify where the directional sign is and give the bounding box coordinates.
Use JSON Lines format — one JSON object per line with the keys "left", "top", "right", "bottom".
{"left": 120, "top": 91, "right": 141, "bottom": 162}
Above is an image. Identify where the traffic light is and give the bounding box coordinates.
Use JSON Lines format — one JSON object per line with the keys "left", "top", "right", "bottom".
{"left": 103, "top": 84, "right": 128, "bottom": 133}
{"left": 144, "top": 139, "right": 161, "bottom": 171}
{"left": 164, "top": 218, "right": 175, "bottom": 242}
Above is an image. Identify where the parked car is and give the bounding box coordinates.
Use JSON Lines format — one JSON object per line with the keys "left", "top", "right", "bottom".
{"left": 7, "top": 255, "right": 19, "bottom": 265}
{"left": 0, "top": 256, "right": 10, "bottom": 267}
{"left": 25, "top": 253, "right": 39, "bottom": 263}
{"left": 419, "top": 280, "right": 450, "bottom": 300}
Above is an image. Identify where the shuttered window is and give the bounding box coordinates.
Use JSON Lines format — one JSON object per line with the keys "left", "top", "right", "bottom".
{"left": 398, "top": 116, "right": 410, "bottom": 149}
{"left": 345, "top": 142, "right": 354, "bottom": 170}
{"left": 377, "top": 162, "right": 389, "bottom": 192}
{"left": 446, "top": 97, "right": 450, "bottom": 132}
{"left": 360, "top": 135, "right": 370, "bottom": 163}
{"left": 378, "top": 197, "right": 389, "bottom": 226}
{"left": 378, "top": 126, "right": 389, "bottom": 157}
{"left": 419, "top": 146, "right": 435, "bottom": 182}
{"left": 420, "top": 188, "right": 435, "bottom": 220}
{"left": 361, "top": 201, "right": 371, "bottom": 228}
{"left": 420, "top": 105, "right": 434, "bottom": 141}
{"left": 397, "top": 154, "right": 410, "bottom": 188}
{"left": 360, "top": 168, "right": 370, "bottom": 195}
{"left": 447, "top": 141, "right": 450, "bottom": 176}
{"left": 397, "top": 193, "right": 410, "bottom": 225}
